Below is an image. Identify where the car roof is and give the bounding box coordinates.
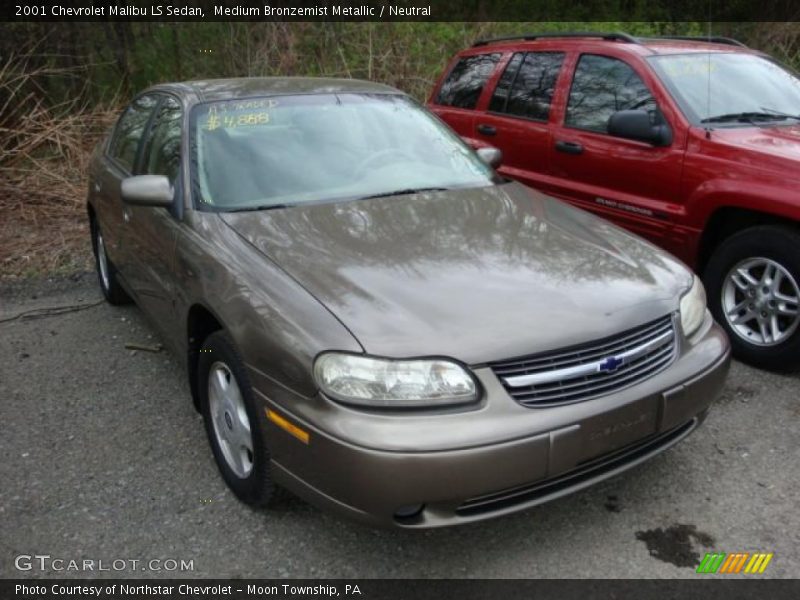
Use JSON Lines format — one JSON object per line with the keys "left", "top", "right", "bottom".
{"left": 614, "top": 39, "right": 757, "bottom": 56}
{"left": 146, "top": 77, "right": 402, "bottom": 104}
{"left": 465, "top": 34, "right": 761, "bottom": 58}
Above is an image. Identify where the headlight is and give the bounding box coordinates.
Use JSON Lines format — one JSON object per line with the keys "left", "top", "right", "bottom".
{"left": 680, "top": 276, "right": 707, "bottom": 337}
{"left": 313, "top": 353, "right": 478, "bottom": 408}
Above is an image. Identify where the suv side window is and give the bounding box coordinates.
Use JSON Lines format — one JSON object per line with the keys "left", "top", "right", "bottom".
{"left": 108, "top": 94, "right": 159, "bottom": 172}
{"left": 436, "top": 53, "right": 501, "bottom": 109}
{"left": 566, "top": 54, "right": 656, "bottom": 133}
{"left": 490, "top": 52, "right": 565, "bottom": 120}
{"left": 489, "top": 53, "right": 523, "bottom": 112}
{"left": 143, "top": 96, "right": 183, "bottom": 183}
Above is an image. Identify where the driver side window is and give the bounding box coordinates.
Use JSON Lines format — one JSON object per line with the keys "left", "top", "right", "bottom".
{"left": 566, "top": 54, "right": 656, "bottom": 133}
{"left": 143, "top": 96, "right": 183, "bottom": 183}
{"left": 108, "top": 94, "right": 159, "bottom": 172}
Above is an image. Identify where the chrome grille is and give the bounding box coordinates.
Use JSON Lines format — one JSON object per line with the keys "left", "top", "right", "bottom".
{"left": 490, "top": 315, "right": 676, "bottom": 407}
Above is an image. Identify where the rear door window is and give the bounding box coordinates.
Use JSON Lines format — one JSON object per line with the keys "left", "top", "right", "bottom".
{"left": 490, "top": 52, "right": 565, "bottom": 120}
{"left": 108, "top": 94, "right": 160, "bottom": 172}
{"left": 436, "top": 53, "right": 501, "bottom": 109}
{"left": 566, "top": 54, "right": 656, "bottom": 133}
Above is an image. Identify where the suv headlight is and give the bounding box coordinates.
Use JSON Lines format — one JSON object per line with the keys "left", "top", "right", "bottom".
{"left": 313, "top": 353, "right": 478, "bottom": 408}
{"left": 680, "top": 276, "right": 707, "bottom": 337}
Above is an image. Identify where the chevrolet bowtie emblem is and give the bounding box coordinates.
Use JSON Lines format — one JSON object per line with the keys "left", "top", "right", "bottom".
{"left": 598, "top": 356, "right": 624, "bottom": 372}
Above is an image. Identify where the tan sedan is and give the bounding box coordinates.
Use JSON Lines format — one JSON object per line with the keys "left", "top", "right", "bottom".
{"left": 87, "top": 78, "right": 730, "bottom": 528}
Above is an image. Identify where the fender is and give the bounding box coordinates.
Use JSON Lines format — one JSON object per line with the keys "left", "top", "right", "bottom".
{"left": 174, "top": 211, "right": 362, "bottom": 402}
{"left": 687, "top": 179, "right": 800, "bottom": 232}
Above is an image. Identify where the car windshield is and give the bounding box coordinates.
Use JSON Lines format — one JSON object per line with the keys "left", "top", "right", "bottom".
{"left": 191, "top": 93, "right": 495, "bottom": 210}
{"left": 648, "top": 53, "right": 800, "bottom": 125}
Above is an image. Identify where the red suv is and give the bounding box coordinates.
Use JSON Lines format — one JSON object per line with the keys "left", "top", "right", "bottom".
{"left": 429, "top": 32, "right": 800, "bottom": 370}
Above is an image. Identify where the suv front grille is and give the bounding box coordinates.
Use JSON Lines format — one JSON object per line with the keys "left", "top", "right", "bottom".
{"left": 490, "top": 315, "right": 676, "bottom": 407}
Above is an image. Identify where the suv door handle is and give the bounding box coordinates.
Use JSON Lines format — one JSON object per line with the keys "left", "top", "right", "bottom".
{"left": 555, "top": 140, "right": 584, "bottom": 155}
{"left": 476, "top": 124, "right": 497, "bottom": 136}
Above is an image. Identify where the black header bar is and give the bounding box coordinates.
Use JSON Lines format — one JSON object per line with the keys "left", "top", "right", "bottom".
{"left": 3, "top": 0, "right": 800, "bottom": 22}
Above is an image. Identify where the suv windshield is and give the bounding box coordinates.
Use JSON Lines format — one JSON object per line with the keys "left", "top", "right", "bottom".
{"left": 191, "top": 93, "right": 495, "bottom": 211}
{"left": 648, "top": 53, "right": 800, "bottom": 125}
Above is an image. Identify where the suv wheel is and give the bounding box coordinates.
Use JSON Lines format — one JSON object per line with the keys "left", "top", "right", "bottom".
{"left": 704, "top": 225, "right": 800, "bottom": 370}
{"left": 198, "top": 331, "right": 275, "bottom": 506}
{"left": 91, "top": 219, "right": 131, "bottom": 305}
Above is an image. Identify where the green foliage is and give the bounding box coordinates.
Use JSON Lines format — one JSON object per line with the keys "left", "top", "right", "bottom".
{"left": 1, "top": 21, "right": 797, "bottom": 108}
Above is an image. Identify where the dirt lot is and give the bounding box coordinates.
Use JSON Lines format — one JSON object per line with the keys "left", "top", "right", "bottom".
{"left": 1, "top": 273, "right": 799, "bottom": 578}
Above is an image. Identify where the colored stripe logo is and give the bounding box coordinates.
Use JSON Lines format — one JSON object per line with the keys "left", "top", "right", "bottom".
{"left": 697, "top": 552, "right": 773, "bottom": 574}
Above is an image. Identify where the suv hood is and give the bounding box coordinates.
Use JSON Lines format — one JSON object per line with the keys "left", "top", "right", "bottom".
{"left": 709, "top": 124, "right": 800, "bottom": 172}
{"left": 221, "top": 183, "right": 692, "bottom": 364}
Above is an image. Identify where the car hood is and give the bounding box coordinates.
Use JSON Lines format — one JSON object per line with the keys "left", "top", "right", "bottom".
{"left": 220, "top": 183, "right": 692, "bottom": 364}
{"left": 709, "top": 124, "right": 800, "bottom": 170}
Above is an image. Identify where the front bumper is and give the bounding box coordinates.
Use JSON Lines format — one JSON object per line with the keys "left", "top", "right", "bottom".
{"left": 251, "top": 317, "right": 730, "bottom": 528}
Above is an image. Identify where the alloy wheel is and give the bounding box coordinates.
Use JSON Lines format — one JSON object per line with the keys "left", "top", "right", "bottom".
{"left": 722, "top": 257, "right": 800, "bottom": 346}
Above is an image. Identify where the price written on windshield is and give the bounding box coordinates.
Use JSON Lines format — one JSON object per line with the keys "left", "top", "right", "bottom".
{"left": 204, "top": 112, "right": 270, "bottom": 131}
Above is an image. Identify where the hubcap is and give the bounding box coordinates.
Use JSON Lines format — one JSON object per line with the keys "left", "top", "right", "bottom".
{"left": 96, "top": 231, "right": 110, "bottom": 291}
{"left": 722, "top": 257, "right": 800, "bottom": 346}
{"left": 208, "top": 362, "right": 254, "bottom": 478}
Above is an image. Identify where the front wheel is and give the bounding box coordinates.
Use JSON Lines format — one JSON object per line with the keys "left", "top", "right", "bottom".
{"left": 704, "top": 225, "right": 800, "bottom": 370}
{"left": 198, "top": 331, "right": 275, "bottom": 506}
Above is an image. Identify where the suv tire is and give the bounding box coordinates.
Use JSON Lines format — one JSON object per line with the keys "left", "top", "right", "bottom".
{"left": 704, "top": 225, "right": 800, "bottom": 370}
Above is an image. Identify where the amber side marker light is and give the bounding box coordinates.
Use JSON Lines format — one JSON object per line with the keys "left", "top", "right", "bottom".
{"left": 266, "top": 409, "right": 310, "bottom": 444}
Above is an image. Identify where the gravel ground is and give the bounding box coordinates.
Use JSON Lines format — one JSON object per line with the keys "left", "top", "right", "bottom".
{"left": 1, "top": 273, "right": 799, "bottom": 579}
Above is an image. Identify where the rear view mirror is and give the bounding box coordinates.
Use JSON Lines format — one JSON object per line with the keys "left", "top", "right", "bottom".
{"left": 121, "top": 175, "right": 173, "bottom": 207}
{"left": 476, "top": 146, "right": 502, "bottom": 168}
{"left": 608, "top": 110, "right": 672, "bottom": 146}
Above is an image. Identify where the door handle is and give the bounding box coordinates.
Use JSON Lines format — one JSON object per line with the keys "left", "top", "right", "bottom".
{"left": 476, "top": 124, "right": 497, "bottom": 136}
{"left": 555, "top": 140, "right": 584, "bottom": 155}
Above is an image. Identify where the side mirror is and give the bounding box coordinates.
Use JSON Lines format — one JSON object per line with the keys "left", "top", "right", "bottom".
{"left": 608, "top": 110, "right": 672, "bottom": 146}
{"left": 476, "top": 146, "right": 502, "bottom": 168}
{"left": 121, "top": 175, "right": 173, "bottom": 207}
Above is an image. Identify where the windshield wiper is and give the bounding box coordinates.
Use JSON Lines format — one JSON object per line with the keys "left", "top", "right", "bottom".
{"left": 760, "top": 106, "right": 800, "bottom": 121}
{"left": 357, "top": 187, "right": 449, "bottom": 201}
{"left": 224, "top": 203, "right": 294, "bottom": 213}
{"left": 700, "top": 111, "right": 790, "bottom": 124}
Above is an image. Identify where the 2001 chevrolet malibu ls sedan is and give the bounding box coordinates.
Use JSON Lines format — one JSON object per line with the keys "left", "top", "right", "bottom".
{"left": 88, "top": 77, "right": 730, "bottom": 528}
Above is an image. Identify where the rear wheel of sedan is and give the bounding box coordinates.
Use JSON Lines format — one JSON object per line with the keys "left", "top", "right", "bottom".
{"left": 91, "top": 219, "right": 131, "bottom": 305}
{"left": 198, "top": 331, "right": 275, "bottom": 506}
{"left": 704, "top": 225, "right": 800, "bottom": 370}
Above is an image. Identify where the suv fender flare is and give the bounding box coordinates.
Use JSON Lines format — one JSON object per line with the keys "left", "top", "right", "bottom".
{"left": 688, "top": 179, "right": 800, "bottom": 229}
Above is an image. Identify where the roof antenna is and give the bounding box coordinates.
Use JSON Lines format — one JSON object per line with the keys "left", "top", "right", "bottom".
{"left": 705, "top": 2, "right": 713, "bottom": 139}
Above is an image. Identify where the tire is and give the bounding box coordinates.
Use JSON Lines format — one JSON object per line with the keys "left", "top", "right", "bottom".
{"left": 704, "top": 225, "right": 800, "bottom": 370}
{"left": 91, "top": 219, "right": 131, "bottom": 305}
{"left": 198, "top": 330, "right": 275, "bottom": 506}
